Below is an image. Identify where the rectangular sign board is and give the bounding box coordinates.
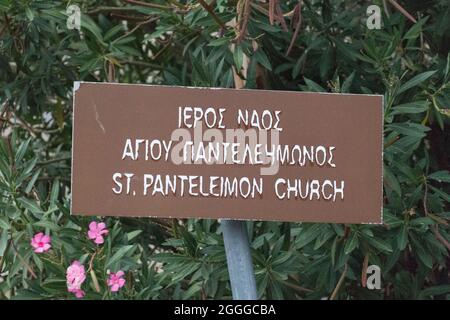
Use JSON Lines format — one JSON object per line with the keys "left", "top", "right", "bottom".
{"left": 72, "top": 82, "right": 383, "bottom": 224}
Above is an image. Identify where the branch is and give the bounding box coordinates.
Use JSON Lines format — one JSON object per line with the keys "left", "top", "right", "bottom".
{"left": 387, "top": 0, "right": 417, "bottom": 23}
{"left": 88, "top": 250, "right": 100, "bottom": 273}
{"left": 112, "top": 16, "right": 158, "bottom": 44}
{"left": 121, "top": 0, "right": 171, "bottom": 11}
{"left": 37, "top": 156, "right": 71, "bottom": 166}
{"left": 361, "top": 253, "right": 369, "bottom": 288}
{"left": 330, "top": 263, "right": 348, "bottom": 300}
{"left": 11, "top": 239, "right": 37, "bottom": 279}
{"left": 281, "top": 278, "right": 313, "bottom": 293}
{"left": 87, "top": 6, "right": 141, "bottom": 15}
{"left": 384, "top": 135, "right": 399, "bottom": 149}
{"left": 0, "top": 238, "right": 12, "bottom": 273}
{"left": 269, "top": 0, "right": 275, "bottom": 25}
{"left": 234, "top": 0, "right": 252, "bottom": 44}
{"left": 1, "top": 13, "right": 10, "bottom": 39}
{"left": 110, "top": 13, "right": 150, "bottom": 21}
{"left": 286, "top": 0, "right": 302, "bottom": 56}
{"left": 423, "top": 180, "right": 450, "bottom": 251}
{"left": 0, "top": 21, "right": 7, "bottom": 38}
{"left": 274, "top": 0, "right": 288, "bottom": 31}
{"left": 198, "top": 0, "right": 226, "bottom": 29}
{"left": 433, "top": 226, "right": 450, "bottom": 251}
{"left": 0, "top": 111, "right": 38, "bottom": 138}
{"left": 120, "top": 59, "right": 163, "bottom": 69}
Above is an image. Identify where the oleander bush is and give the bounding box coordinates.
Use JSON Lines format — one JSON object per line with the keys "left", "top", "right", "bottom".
{"left": 0, "top": 0, "right": 449, "bottom": 300}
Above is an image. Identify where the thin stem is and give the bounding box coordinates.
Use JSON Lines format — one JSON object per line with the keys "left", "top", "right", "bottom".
{"left": 387, "top": 0, "right": 417, "bottom": 23}
{"left": 281, "top": 279, "right": 313, "bottom": 293}
{"left": 37, "top": 156, "right": 71, "bottom": 166}
{"left": 11, "top": 239, "right": 37, "bottom": 279}
{"left": 88, "top": 6, "right": 140, "bottom": 15}
{"left": 330, "top": 263, "right": 348, "bottom": 300}
{"left": 0, "top": 238, "right": 12, "bottom": 272}
{"left": 121, "top": 0, "right": 171, "bottom": 11}
{"left": 112, "top": 16, "right": 159, "bottom": 44}
{"left": 198, "top": 0, "right": 226, "bottom": 29}
{"left": 286, "top": 0, "right": 302, "bottom": 56}
{"left": 234, "top": 0, "right": 252, "bottom": 44}
{"left": 423, "top": 180, "right": 450, "bottom": 251}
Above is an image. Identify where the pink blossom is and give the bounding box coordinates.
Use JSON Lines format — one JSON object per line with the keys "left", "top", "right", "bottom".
{"left": 66, "top": 260, "right": 86, "bottom": 298}
{"left": 30, "top": 233, "right": 51, "bottom": 253}
{"left": 87, "top": 221, "right": 109, "bottom": 244}
{"left": 73, "top": 289, "right": 85, "bottom": 298}
{"left": 107, "top": 270, "right": 126, "bottom": 292}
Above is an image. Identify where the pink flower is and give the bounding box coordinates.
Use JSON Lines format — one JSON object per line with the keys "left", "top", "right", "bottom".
{"left": 30, "top": 233, "right": 51, "bottom": 253}
{"left": 66, "top": 260, "right": 86, "bottom": 298}
{"left": 107, "top": 270, "right": 126, "bottom": 292}
{"left": 73, "top": 289, "right": 85, "bottom": 298}
{"left": 87, "top": 221, "right": 109, "bottom": 244}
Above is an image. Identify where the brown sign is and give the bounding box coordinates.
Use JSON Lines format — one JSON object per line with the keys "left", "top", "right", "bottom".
{"left": 71, "top": 82, "right": 383, "bottom": 224}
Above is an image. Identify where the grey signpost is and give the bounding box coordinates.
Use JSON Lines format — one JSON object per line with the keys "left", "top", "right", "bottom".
{"left": 221, "top": 220, "right": 258, "bottom": 300}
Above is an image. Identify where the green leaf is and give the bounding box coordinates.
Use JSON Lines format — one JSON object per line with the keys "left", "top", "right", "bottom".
{"left": 333, "top": 38, "right": 357, "bottom": 61}
{"left": 398, "top": 71, "right": 436, "bottom": 94}
{"left": 364, "top": 236, "right": 393, "bottom": 253}
{"left": 33, "top": 220, "right": 61, "bottom": 232}
{"left": 330, "top": 237, "right": 337, "bottom": 266}
{"left": 383, "top": 210, "right": 403, "bottom": 228}
{"left": 341, "top": 72, "right": 355, "bottom": 93}
{"left": 303, "top": 77, "right": 326, "bottom": 92}
{"left": 25, "top": 6, "right": 34, "bottom": 21}
{"left": 233, "top": 45, "right": 244, "bottom": 72}
{"left": 107, "top": 245, "right": 136, "bottom": 268}
{"left": 387, "top": 122, "right": 430, "bottom": 137}
{"left": 207, "top": 37, "right": 230, "bottom": 47}
{"left": 15, "top": 138, "right": 31, "bottom": 164}
{"left": 390, "top": 101, "right": 429, "bottom": 115}
{"left": 410, "top": 217, "right": 434, "bottom": 227}
{"left": 0, "top": 229, "right": 9, "bottom": 256}
{"left": 10, "top": 290, "right": 43, "bottom": 300}
{"left": 172, "top": 262, "right": 201, "bottom": 282}
{"left": 254, "top": 49, "right": 272, "bottom": 71}
{"left": 181, "top": 228, "right": 198, "bottom": 257}
{"left": 18, "top": 198, "right": 43, "bottom": 215}
{"left": 25, "top": 168, "right": 41, "bottom": 193}
{"left": 397, "top": 224, "right": 408, "bottom": 250}
{"left": 419, "top": 285, "right": 450, "bottom": 298}
{"left": 429, "top": 185, "right": 450, "bottom": 202}
{"left": 384, "top": 165, "right": 401, "bottom": 196}
{"left": 79, "top": 56, "right": 102, "bottom": 73}
{"left": 81, "top": 14, "right": 104, "bottom": 44}
{"left": 181, "top": 282, "right": 202, "bottom": 299}
{"left": 127, "top": 230, "right": 142, "bottom": 241}
{"left": 295, "top": 224, "right": 323, "bottom": 248}
{"left": 292, "top": 52, "right": 306, "bottom": 79}
{"left": 344, "top": 232, "right": 358, "bottom": 254}
{"left": 403, "top": 17, "right": 429, "bottom": 40}
{"left": 50, "top": 180, "right": 60, "bottom": 205}
{"left": 428, "top": 171, "right": 450, "bottom": 183}
{"left": 0, "top": 0, "right": 11, "bottom": 11}
{"left": 319, "top": 46, "right": 333, "bottom": 79}
{"left": 152, "top": 253, "right": 194, "bottom": 264}
{"left": 415, "top": 246, "right": 433, "bottom": 269}
{"left": 0, "top": 216, "right": 10, "bottom": 230}
{"left": 104, "top": 24, "right": 125, "bottom": 41}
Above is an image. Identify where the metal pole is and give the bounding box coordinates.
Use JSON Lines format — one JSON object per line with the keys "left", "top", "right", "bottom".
{"left": 221, "top": 220, "right": 257, "bottom": 300}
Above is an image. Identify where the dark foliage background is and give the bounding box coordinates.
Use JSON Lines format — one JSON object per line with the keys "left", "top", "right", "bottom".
{"left": 0, "top": 0, "right": 449, "bottom": 299}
